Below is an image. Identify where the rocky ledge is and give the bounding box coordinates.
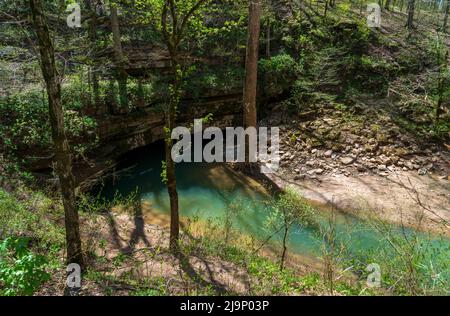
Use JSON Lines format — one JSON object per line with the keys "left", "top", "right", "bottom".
{"left": 264, "top": 106, "right": 449, "bottom": 181}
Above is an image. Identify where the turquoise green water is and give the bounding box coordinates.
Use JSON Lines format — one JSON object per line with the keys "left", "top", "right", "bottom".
{"left": 96, "top": 142, "right": 450, "bottom": 263}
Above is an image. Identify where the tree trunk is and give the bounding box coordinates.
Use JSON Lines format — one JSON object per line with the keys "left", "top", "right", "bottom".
{"left": 108, "top": 77, "right": 117, "bottom": 113}
{"left": 243, "top": 0, "right": 261, "bottom": 164}
{"left": 166, "top": 139, "right": 180, "bottom": 251}
{"left": 159, "top": 0, "right": 210, "bottom": 253}
{"left": 137, "top": 78, "right": 145, "bottom": 107}
{"left": 29, "top": 0, "right": 84, "bottom": 267}
{"left": 416, "top": 0, "right": 422, "bottom": 22}
{"left": 407, "top": 0, "right": 416, "bottom": 29}
{"left": 436, "top": 49, "right": 448, "bottom": 121}
{"left": 280, "top": 225, "right": 288, "bottom": 271}
{"left": 166, "top": 60, "right": 181, "bottom": 252}
{"left": 110, "top": 1, "right": 128, "bottom": 110}
{"left": 266, "top": 21, "right": 271, "bottom": 59}
{"left": 444, "top": 0, "right": 449, "bottom": 32}
{"left": 85, "top": 0, "right": 100, "bottom": 108}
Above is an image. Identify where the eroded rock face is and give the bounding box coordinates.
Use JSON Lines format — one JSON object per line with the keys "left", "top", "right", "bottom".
{"left": 95, "top": 93, "right": 243, "bottom": 161}
{"left": 29, "top": 91, "right": 244, "bottom": 185}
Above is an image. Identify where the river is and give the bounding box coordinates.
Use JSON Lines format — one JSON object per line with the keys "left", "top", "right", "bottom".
{"left": 93, "top": 141, "right": 450, "bottom": 273}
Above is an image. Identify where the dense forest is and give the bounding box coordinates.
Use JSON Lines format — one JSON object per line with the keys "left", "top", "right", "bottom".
{"left": 0, "top": 0, "right": 449, "bottom": 297}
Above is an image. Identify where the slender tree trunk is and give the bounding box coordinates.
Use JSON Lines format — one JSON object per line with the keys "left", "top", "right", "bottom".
{"left": 436, "top": 49, "right": 448, "bottom": 121}
{"left": 280, "top": 225, "right": 288, "bottom": 271}
{"left": 443, "top": 0, "right": 449, "bottom": 32}
{"left": 137, "top": 78, "right": 145, "bottom": 107}
{"left": 108, "top": 77, "right": 117, "bottom": 113}
{"left": 85, "top": 0, "right": 100, "bottom": 108}
{"left": 407, "top": 0, "right": 416, "bottom": 29}
{"left": 243, "top": 0, "right": 261, "bottom": 165}
{"left": 166, "top": 60, "right": 181, "bottom": 252}
{"left": 166, "top": 137, "right": 180, "bottom": 251}
{"left": 29, "top": 0, "right": 83, "bottom": 267}
{"left": 416, "top": 0, "right": 422, "bottom": 22}
{"left": 159, "top": 0, "right": 209, "bottom": 252}
{"left": 110, "top": 1, "right": 128, "bottom": 110}
{"left": 266, "top": 21, "right": 271, "bottom": 59}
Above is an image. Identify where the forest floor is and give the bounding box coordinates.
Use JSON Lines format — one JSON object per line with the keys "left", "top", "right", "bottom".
{"left": 35, "top": 213, "right": 333, "bottom": 296}
{"left": 36, "top": 213, "right": 254, "bottom": 295}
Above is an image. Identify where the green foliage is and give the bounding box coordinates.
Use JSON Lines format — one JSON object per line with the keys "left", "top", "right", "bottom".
{"left": 0, "top": 89, "right": 51, "bottom": 150}
{"left": 184, "top": 64, "right": 243, "bottom": 98}
{"left": 259, "top": 53, "right": 299, "bottom": 97}
{"left": 0, "top": 85, "right": 98, "bottom": 156}
{"left": 0, "top": 237, "right": 50, "bottom": 296}
{"left": 281, "top": 16, "right": 395, "bottom": 115}
{"left": 344, "top": 218, "right": 450, "bottom": 295}
{"left": 265, "top": 188, "right": 317, "bottom": 233}
{"left": 78, "top": 189, "right": 139, "bottom": 215}
{"left": 290, "top": 46, "right": 347, "bottom": 108}
{"left": 0, "top": 188, "right": 64, "bottom": 247}
{"left": 137, "top": 0, "right": 214, "bottom": 38}
{"left": 180, "top": 219, "right": 359, "bottom": 296}
{"left": 132, "top": 278, "right": 168, "bottom": 296}
{"left": 201, "top": 113, "right": 214, "bottom": 124}
{"left": 297, "top": 273, "right": 321, "bottom": 291}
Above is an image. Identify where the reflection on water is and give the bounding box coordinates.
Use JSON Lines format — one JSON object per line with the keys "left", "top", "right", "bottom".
{"left": 96, "top": 141, "right": 450, "bottom": 260}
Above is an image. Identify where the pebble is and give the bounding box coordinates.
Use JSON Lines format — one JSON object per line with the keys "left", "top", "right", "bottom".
{"left": 315, "top": 168, "right": 324, "bottom": 175}
{"left": 378, "top": 164, "right": 387, "bottom": 171}
{"left": 340, "top": 156, "right": 355, "bottom": 165}
{"left": 418, "top": 168, "right": 427, "bottom": 175}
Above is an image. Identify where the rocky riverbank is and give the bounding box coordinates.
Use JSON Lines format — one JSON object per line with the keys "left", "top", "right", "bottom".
{"left": 260, "top": 101, "right": 449, "bottom": 235}
{"left": 268, "top": 107, "right": 449, "bottom": 181}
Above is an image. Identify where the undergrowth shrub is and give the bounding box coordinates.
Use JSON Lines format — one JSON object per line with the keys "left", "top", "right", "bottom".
{"left": 259, "top": 53, "right": 299, "bottom": 97}
{"left": 0, "top": 188, "right": 64, "bottom": 248}
{"left": 0, "top": 237, "right": 49, "bottom": 296}
{"left": 0, "top": 86, "right": 97, "bottom": 157}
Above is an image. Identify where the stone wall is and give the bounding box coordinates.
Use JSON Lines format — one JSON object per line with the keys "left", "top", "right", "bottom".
{"left": 93, "top": 92, "right": 243, "bottom": 162}
{"left": 28, "top": 91, "right": 243, "bottom": 187}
